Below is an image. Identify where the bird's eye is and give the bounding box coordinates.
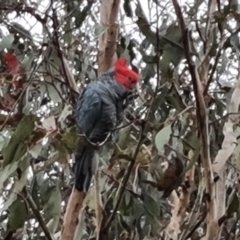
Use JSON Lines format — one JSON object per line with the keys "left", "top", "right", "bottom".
{"left": 128, "top": 77, "right": 132, "bottom": 81}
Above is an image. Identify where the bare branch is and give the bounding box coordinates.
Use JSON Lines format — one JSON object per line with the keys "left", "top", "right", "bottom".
{"left": 171, "top": 0, "right": 213, "bottom": 193}
{"left": 60, "top": 190, "right": 86, "bottom": 240}
{"left": 171, "top": 1, "right": 218, "bottom": 239}
{"left": 52, "top": 9, "right": 79, "bottom": 104}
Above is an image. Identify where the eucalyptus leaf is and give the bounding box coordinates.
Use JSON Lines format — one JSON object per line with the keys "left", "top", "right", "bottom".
{"left": 0, "top": 133, "right": 9, "bottom": 151}
{"left": 43, "top": 185, "right": 61, "bottom": 225}
{"left": 143, "top": 194, "right": 160, "bottom": 219}
{"left": 47, "top": 84, "right": 62, "bottom": 104}
{"left": 7, "top": 198, "right": 29, "bottom": 232}
{"left": 0, "top": 161, "right": 19, "bottom": 189}
{"left": 230, "top": 33, "right": 240, "bottom": 53}
{"left": 29, "top": 143, "right": 43, "bottom": 159}
{"left": 0, "top": 164, "right": 29, "bottom": 214}
{"left": 58, "top": 104, "right": 73, "bottom": 128}
{"left": 0, "top": 34, "right": 14, "bottom": 51}
{"left": 155, "top": 124, "right": 172, "bottom": 154}
{"left": 62, "top": 127, "right": 78, "bottom": 151}
{"left": 2, "top": 115, "right": 36, "bottom": 167}
{"left": 95, "top": 24, "right": 105, "bottom": 37}
{"left": 42, "top": 116, "right": 56, "bottom": 131}
{"left": 227, "top": 192, "right": 239, "bottom": 217}
{"left": 63, "top": 19, "right": 72, "bottom": 43}
{"left": 11, "top": 22, "right": 32, "bottom": 40}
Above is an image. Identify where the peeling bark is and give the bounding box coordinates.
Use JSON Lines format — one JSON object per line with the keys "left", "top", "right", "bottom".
{"left": 98, "top": 0, "right": 121, "bottom": 74}
{"left": 59, "top": 190, "right": 86, "bottom": 240}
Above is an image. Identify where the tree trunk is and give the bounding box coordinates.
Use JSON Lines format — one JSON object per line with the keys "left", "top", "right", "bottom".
{"left": 59, "top": 189, "right": 86, "bottom": 240}
{"left": 60, "top": 1, "right": 121, "bottom": 239}
{"left": 98, "top": 0, "right": 121, "bottom": 74}
{"left": 96, "top": 1, "right": 121, "bottom": 238}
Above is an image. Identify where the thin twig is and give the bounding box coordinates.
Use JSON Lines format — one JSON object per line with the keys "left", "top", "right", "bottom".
{"left": 171, "top": 3, "right": 217, "bottom": 239}
{"left": 204, "top": 26, "right": 240, "bottom": 95}
{"left": 135, "top": 0, "right": 195, "bottom": 55}
{"left": 102, "top": 170, "right": 164, "bottom": 230}
{"left": 185, "top": 211, "right": 207, "bottom": 239}
{"left": 195, "top": 20, "right": 205, "bottom": 44}
{"left": 23, "top": 187, "right": 53, "bottom": 240}
{"left": 165, "top": 144, "right": 190, "bottom": 161}
{"left": 209, "top": 112, "right": 240, "bottom": 125}
{"left": 52, "top": 8, "right": 78, "bottom": 104}
{"left": 0, "top": 3, "right": 47, "bottom": 25}
{"left": 101, "top": 170, "right": 143, "bottom": 199}
{"left": 77, "top": 120, "right": 137, "bottom": 148}
{"left": 203, "top": 46, "right": 222, "bottom": 95}
{"left": 78, "top": 131, "right": 112, "bottom": 148}
{"left": 102, "top": 120, "right": 145, "bottom": 231}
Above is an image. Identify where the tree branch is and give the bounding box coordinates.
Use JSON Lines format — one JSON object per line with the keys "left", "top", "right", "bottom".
{"left": 171, "top": 1, "right": 216, "bottom": 239}
{"left": 98, "top": 0, "right": 121, "bottom": 74}
{"left": 59, "top": 189, "right": 86, "bottom": 240}
{"left": 171, "top": 0, "right": 213, "bottom": 190}
{"left": 204, "top": 27, "right": 240, "bottom": 95}
{"left": 52, "top": 8, "right": 79, "bottom": 105}
{"left": 100, "top": 120, "right": 145, "bottom": 234}
{"left": 77, "top": 120, "right": 136, "bottom": 149}
{"left": 60, "top": 1, "right": 121, "bottom": 239}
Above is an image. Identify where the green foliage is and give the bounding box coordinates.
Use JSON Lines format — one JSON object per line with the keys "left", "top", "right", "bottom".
{"left": 155, "top": 124, "right": 172, "bottom": 154}
{"left": 0, "top": 34, "right": 14, "bottom": 51}
{"left": 62, "top": 126, "right": 78, "bottom": 151}
{"left": 0, "top": 0, "right": 240, "bottom": 239}
{"left": 2, "top": 115, "right": 36, "bottom": 166}
{"left": 7, "top": 197, "right": 29, "bottom": 232}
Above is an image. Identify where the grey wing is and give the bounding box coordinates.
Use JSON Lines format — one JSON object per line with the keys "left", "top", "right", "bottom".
{"left": 87, "top": 101, "right": 118, "bottom": 142}
{"left": 116, "top": 92, "right": 129, "bottom": 126}
{"left": 76, "top": 90, "right": 102, "bottom": 137}
{"left": 116, "top": 101, "right": 125, "bottom": 126}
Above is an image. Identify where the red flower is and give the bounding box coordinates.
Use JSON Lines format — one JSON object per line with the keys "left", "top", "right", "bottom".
{"left": 3, "top": 53, "right": 20, "bottom": 75}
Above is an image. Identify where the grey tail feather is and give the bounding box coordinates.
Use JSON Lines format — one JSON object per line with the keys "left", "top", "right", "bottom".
{"left": 74, "top": 145, "right": 94, "bottom": 192}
